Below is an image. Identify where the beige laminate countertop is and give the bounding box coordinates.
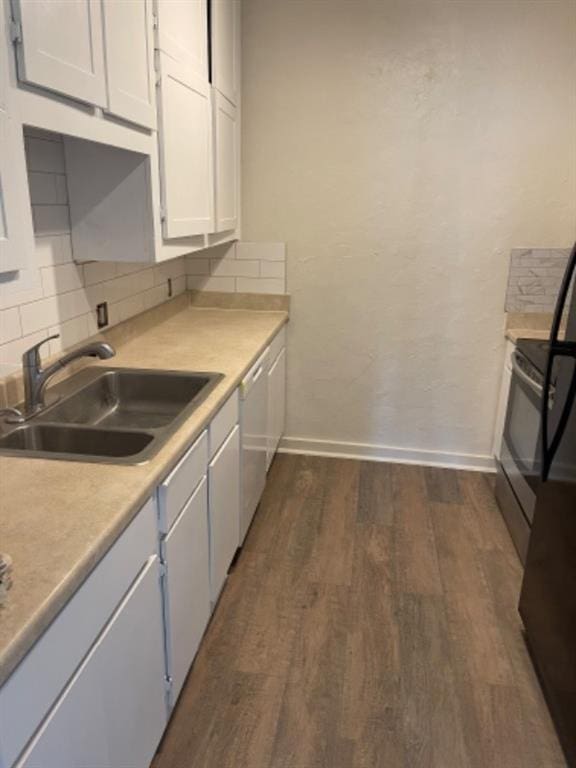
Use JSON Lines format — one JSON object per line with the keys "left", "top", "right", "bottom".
{"left": 505, "top": 328, "right": 552, "bottom": 343}
{"left": 0, "top": 305, "right": 288, "bottom": 686}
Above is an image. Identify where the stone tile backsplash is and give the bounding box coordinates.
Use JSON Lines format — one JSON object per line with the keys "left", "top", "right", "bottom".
{"left": 505, "top": 248, "right": 571, "bottom": 313}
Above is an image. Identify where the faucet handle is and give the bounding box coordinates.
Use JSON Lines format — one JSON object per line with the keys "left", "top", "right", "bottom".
{"left": 0, "top": 407, "right": 25, "bottom": 424}
{"left": 22, "top": 334, "right": 60, "bottom": 367}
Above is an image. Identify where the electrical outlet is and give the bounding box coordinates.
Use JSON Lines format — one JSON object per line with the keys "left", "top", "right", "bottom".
{"left": 167, "top": 277, "right": 173, "bottom": 297}
{"left": 96, "top": 302, "right": 109, "bottom": 329}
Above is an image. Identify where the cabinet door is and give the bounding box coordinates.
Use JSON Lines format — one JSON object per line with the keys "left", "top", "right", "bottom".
{"left": 267, "top": 348, "right": 286, "bottom": 470}
{"left": 0, "top": 112, "right": 34, "bottom": 273}
{"left": 213, "top": 89, "right": 238, "bottom": 233}
{"left": 211, "top": 0, "right": 239, "bottom": 106}
{"left": 157, "top": 57, "right": 214, "bottom": 237}
{"left": 16, "top": 654, "right": 109, "bottom": 768}
{"left": 13, "top": 0, "right": 107, "bottom": 107}
{"left": 98, "top": 557, "right": 167, "bottom": 768}
{"left": 102, "top": 0, "right": 156, "bottom": 129}
{"left": 17, "top": 557, "right": 166, "bottom": 768}
{"left": 156, "top": 0, "right": 208, "bottom": 80}
{"left": 163, "top": 477, "right": 211, "bottom": 705}
{"left": 208, "top": 424, "right": 240, "bottom": 603}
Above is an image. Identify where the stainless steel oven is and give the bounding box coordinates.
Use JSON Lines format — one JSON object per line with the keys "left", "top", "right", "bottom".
{"left": 496, "top": 340, "right": 551, "bottom": 563}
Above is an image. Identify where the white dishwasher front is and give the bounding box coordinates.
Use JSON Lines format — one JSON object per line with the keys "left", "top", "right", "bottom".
{"left": 240, "top": 348, "right": 269, "bottom": 543}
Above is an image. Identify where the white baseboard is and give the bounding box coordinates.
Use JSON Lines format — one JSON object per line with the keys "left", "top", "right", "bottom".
{"left": 278, "top": 436, "right": 496, "bottom": 473}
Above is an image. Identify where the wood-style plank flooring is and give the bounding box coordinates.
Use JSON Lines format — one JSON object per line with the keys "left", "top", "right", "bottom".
{"left": 152, "top": 455, "right": 566, "bottom": 768}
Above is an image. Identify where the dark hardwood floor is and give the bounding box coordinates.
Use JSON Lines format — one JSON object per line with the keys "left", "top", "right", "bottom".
{"left": 152, "top": 455, "right": 566, "bottom": 768}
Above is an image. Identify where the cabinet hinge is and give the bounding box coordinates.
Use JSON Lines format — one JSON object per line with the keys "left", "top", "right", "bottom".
{"left": 159, "top": 207, "right": 166, "bottom": 222}
{"left": 164, "top": 676, "right": 173, "bottom": 693}
{"left": 152, "top": 12, "right": 159, "bottom": 30}
{"left": 158, "top": 560, "right": 167, "bottom": 579}
{"left": 9, "top": 20, "right": 22, "bottom": 44}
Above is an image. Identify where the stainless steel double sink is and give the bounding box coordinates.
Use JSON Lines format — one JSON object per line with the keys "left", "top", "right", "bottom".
{"left": 0, "top": 367, "right": 223, "bottom": 463}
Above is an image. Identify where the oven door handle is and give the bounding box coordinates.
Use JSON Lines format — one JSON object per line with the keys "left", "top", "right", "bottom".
{"left": 541, "top": 241, "right": 576, "bottom": 480}
{"left": 512, "top": 352, "right": 544, "bottom": 398}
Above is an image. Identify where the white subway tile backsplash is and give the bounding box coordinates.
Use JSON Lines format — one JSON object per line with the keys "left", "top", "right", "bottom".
{"left": 83, "top": 261, "right": 118, "bottom": 286}
{"left": 117, "top": 293, "right": 145, "bottom": 322}
{"left": 187, "top": 275, "right": 237, "bottom": 292}
{"left": 20, "top": 296, "right": 61, "bottom": 335}
{"left": 35, "top": 235, "right": 74, "bottom": 268}
{"left": 32, "top": 205, "right": 70, "bottom": 236}
{"left": 186, "top": 241, "right": 287, "bottom": 295}
{"left": 48, "top": 315, "right": 90, "bottom": 356}
{"left": 41, "top": 262, "right": 84, "bottom": 297}
{"left": 172, "top": 275, "right": 187, "bottom": 296}
{"left": 116, "top": 261, "right": 147, "bottom": 277}
{"left": 25, "top": 136, "right": 66, "bottom": 173}
{"left": 236, "top": 277, "right": 285, "bottom": 294}
{"left": 0, "top": 308, "right": 23, "bottom": 345}
{"left": 0, "top": 269, "right": 44, "bottom": 310}
{"left": 260, "top": 260, "right": 285, "bottom": 280}
{"left": 187, "top": 258, "right": 210, "bottom": 276}
{"left": 210, "top": 258, "right": 259, "bottom": 278}
{"left": 28, "top": 172, "right": 68, "bottom": 205}
{"left": 142, "top": 284, "right": 168, "bottom": 310}
{"left": 236, "top": 242, "right": 285, "bottom": 262}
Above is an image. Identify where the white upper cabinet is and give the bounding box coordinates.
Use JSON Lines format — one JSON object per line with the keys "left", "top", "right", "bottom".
{"left": 211, "top": 0, "right": 239, "bottom": 106}
{"left": 12, "top": 0, "right": 107, "bottom": 107}
{"left": 0, "top": 8, "right": 34, "bottom": 274}
{"left": 155, "top": 0, "right": 208, "bottom": 80}
{"left": 0, "top": 111, "right": 34, "bottom": 274}
{"left": 102, "top": 0, "right": 156, "bottom": 129}
{"left": 157, "top": 56, "right": 214, "bottom": 238}
{"left": 213, "top": 89, "right": 238, "bottom": 233}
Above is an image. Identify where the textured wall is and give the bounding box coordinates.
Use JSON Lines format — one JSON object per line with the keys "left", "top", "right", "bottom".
{"left": 241, "top": 0, "right": 576, "bottom": 466}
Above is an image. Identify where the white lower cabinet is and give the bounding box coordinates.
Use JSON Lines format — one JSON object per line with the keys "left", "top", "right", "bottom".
{"left": 208, "top": 424, "right": 240, "bottom": 602}
{"left": 162, "top": 477, "right": 211, "bottom": 706}
{"left": 267, "top": 346, "right": 286, "bottom": 469}
{"left": 3, "top": 358, "right": 284, "bottom": 767}
{"left": 16, "top": 556, "right": 167, "bottom": 768}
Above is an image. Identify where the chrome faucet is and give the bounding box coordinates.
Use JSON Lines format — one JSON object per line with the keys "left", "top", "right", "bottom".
{"left": 21, "top": 334, "right": 115, "bottom": 416}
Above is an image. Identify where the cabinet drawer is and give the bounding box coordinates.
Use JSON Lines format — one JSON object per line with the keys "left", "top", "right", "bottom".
{"left": 209, "top": 389, "right": 239, "bottom": 459}
{"left": 163, "top": 477, "right": 211, "bottom": 707}
{"left": 268, "top": 326, "right": 286, "bottom": 366}
{"left": 158, "top": 430, "right": 208, "bottom": 533}
{"left": 15, "top": 556, "right": 166, "bottom": 768}
{"left": 208, "top": 424, "right": 240, "bottom": 603}
{"left": 0, "top": 497, "right": 157, "bottom": 768}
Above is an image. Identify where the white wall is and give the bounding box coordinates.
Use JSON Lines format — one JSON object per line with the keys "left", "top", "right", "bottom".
{"left": 0, "top": 129, "right": 187, "bottom": 378}
{"left": 241, "top": 0, "right": 576, "bottom": 468}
